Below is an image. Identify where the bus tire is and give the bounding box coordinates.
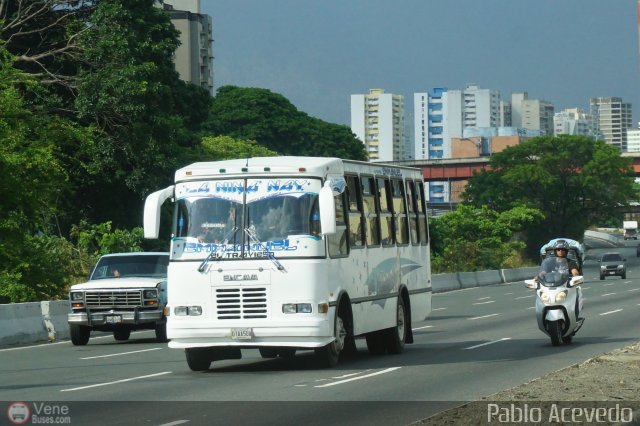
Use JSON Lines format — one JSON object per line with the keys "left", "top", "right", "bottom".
{"left": 113, "top": 328, "right": 131, "bottom": 341}
{"left": 70, "top": 324, "right": 90, "bottom": 346}
{"left": 185, "top": 348, "right": 212, "bottom": 371}
{"left": 365, "top": 330, "right": 387, "bottom": 355}
{"left": 315, "top": 309, "right": 346, "bottom": 368}
{"left": 385, "top": 296, "right": 407, "bottom": 354}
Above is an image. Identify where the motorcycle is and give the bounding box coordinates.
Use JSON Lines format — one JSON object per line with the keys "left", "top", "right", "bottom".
{"left": 525, "top": 257, "right": 585, "bottom": 346}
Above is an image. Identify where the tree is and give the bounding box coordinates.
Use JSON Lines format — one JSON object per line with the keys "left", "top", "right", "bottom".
{"left": 463, "top": 135, "right": 636, "bottom": 256}
{"left": 204, "top": 85, "right": 367, "bottom": 160}
{"left": 198, "top": 135, "right": 277, "bottom": 161}
{"left": 429, "top": 204, "right": 543, "bottom": 272}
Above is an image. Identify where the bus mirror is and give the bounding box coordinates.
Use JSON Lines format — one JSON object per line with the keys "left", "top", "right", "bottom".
{"left": 319, "top": 182, "right": 336, "bottom": 235}
{"left": 144, "top": 185, "right": 174, "bottom": 239}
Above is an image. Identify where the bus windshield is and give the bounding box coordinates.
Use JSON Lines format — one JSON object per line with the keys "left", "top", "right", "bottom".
{"left": 173, "top": 178, "right": 324, "bottom": 260}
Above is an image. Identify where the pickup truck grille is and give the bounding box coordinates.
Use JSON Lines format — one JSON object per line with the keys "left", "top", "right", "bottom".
{"left": 84, "top": 290, "right": 142, "bottom": 307}
{"left": 215, "top": 287, "right": 268, "bottom": 320}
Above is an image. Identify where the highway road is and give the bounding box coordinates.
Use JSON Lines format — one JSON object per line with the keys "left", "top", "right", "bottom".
{"left": 1, "top": 236, "right": 639, "bottom": 426}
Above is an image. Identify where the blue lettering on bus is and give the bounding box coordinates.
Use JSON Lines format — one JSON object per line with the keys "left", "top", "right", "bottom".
{"left": 184, "top": 182, "right": 210, "bottom": 194}
{"left": 184, "top": 239, "right": 297, "bottom": 254}
{"left": 267, "top": 179, "right": 308, "bottom": 192}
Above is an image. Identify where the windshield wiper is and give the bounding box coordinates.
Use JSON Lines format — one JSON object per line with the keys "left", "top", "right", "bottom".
{"left": 198, "top": 226, "right": 239, "bottom": 272}
{"left": 244, "top": 227, "right": 286, "bottom": 272}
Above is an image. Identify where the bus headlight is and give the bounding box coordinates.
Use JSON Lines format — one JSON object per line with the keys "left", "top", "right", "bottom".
{"left": 175, "top": 306, "right": 202, "bottom": 316}
{"left": 282, "top": 303, "right": 312, "bottom": 314}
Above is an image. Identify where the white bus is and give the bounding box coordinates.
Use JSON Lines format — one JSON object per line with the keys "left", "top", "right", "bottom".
{"left": 144, "top": 156, "right": 432, "bottom": 370}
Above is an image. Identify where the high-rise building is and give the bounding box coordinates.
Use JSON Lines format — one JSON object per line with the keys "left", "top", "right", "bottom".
{"left": 590, "top": 97, "right": 633, "bottom": 150}
{"left": 413, "top": 84, "right": 500, "bottom": 161}
{"left": 627, "top": 123, "right": 640, "bottom": 153}
{"left": 162, "top": 0, "right": 214, "bottom": 94}
{"left": 351, "top": 89, "right": 405, "bottom": 162}
{"left": 521, "top": 99, "right": 555, "bottom": 136}
{"left": 413, "top": 88, "right": 446, "bottom": 160}
{"left": 553, "top": 108, "right": 592, "bottom": 136}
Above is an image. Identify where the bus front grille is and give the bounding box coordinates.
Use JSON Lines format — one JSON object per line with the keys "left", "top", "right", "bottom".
{"left": 216, "top": 287, "right": 268, "bottom": 319}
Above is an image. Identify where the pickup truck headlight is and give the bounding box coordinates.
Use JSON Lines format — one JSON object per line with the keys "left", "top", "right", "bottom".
{"left": 71, "top": 292, "right": 84, "bottom": 301}
{"left": 143, "top": 289, "right": 158, "bottom": 299}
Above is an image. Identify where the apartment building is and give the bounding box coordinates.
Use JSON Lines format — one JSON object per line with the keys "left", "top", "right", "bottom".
{"left": 162, "top": 0, "right": 214, "bottom": 94}
{"left": 553, "top": 108, "right": 592, "bottom": 136}
{"left": 351, "top": 89, "right": 405, "bottom": 162}
{"left": 590, "top": 97, "right": 633, "bottom": 151}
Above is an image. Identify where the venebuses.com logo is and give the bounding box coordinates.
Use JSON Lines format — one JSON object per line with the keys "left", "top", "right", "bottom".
{"left": 7, "top": 402, "right": 30, "bottom": 424}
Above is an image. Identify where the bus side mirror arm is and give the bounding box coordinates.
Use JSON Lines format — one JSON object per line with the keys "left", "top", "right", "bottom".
{"left": 319, "top": 182, "right": 336, "bottom": 235}
{"left": 144, "top": 185, "right": 175, "bottom": 239}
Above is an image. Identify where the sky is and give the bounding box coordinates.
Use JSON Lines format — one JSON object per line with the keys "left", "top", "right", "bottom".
{"left": 203, "top": 0, "right": 640, "bottom": 128}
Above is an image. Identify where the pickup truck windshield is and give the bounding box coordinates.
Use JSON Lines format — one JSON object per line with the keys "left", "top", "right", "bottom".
{"left": 173, "top": 178, "right": 325, "bottom": 260}
{"left": 91, "top": 255, "right": 169, "bottom": 279}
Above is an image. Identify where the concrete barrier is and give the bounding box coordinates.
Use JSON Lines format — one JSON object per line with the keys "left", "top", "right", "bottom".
{"left": 0, "top": 302, "right": 50, "bottom": 346}
{"left": 502, "top": 266, "right": 538, "bottom": 283}
{"left": 431, "top": 273, "right": 460, "bottom": 293}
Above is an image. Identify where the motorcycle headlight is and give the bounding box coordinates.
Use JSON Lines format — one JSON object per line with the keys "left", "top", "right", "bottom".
{"left": 555, "top": 291, "right": 567, "bottom": 303}
{"left": 539, "top": 291, "right": 550, "bottom": 303}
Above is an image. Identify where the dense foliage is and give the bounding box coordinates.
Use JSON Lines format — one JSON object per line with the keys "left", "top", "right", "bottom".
{"left": 430, "top": 205, "right": 544, "bottom": 273}
{"left": 204, "top": 85, "right": 368, "bottom": 160}
{"left": 463, "top": 135, "right": 636, "bottom": 257}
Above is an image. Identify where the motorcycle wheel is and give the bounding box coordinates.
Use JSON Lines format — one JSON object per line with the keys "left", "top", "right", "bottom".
{"left": 548, "top": 320, "right": 563, "bottom": 346}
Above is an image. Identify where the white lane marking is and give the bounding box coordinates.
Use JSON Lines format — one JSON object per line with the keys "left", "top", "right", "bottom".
{"left": 600, "top": 309, "right": 623, "bottom": 316}
{"left": 412, "top": 325, "right": 433, "bottom": 330}
{"left": 603, "top": 283, "right": 615, "bottom": 287}
{"left": 60, "top": 371, "right": 171, "bottom": 392}
{"left": 602, "top": 293, "right": 616, "bottom": 297}
{"left": 472, "top": 301, "right": 495, "bottom": 305}
{"left": 464, "top": 338, "right": 511, "bottom": 350}
{"left": 477, "top": 297, "right": 491, "bottom": 300}
{"left": 80, "top": 348, "right": 162, "bottom": 360}
{"left": 628, "top": 288, "right": 640, "bottom": 292}
{"left": 504, "top": 292, "right": 514, "bottom": 295}
{"left": 468, "top": 313, "right": 500, "bottom": 320}
{"left": 527, "top": 306, "right": 536, "bottom": 310}
{"left": 0, "top": 331, "right": 155, "bottom": 352}
{"left": 515, "top": 295, "right": 532, "bottom": 300}
{"left": 432, "top": 307, "right": 447, "bottom": 311}
{"left": 314, "top": 367, "right": 401, "bottom": 388}
{"left": 158, "top": 421, "right": 190, "bottom": 426}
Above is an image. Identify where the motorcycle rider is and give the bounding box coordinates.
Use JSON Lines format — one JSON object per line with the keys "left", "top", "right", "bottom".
{"left": 537, "top": 240, "right": 583, "bottom": 319}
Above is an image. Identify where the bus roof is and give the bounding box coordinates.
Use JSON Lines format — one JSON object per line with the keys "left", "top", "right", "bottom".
{"left": 175, "top": 156, "right": 421, "bottom": 182}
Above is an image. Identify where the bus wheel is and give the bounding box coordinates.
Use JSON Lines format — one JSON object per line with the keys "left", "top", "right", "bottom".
{"left": 185, "top": 348, "right": 212, "bottom": 371}
{"left": 385, "top": 296, "right": 407, "bottom": 354}
{"left": 70, "top": 324, "right": 90, "bottom": 346}
{"left": 315, "top": 311, "right": 346, "bottom": 368}
{"left": 365, "top": 330, "right": 386, "bottom": 355}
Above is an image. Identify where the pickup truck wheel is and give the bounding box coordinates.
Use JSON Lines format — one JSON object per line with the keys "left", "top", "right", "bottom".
{"left": 70, "top": 324, "right": 90, "bottom": 346}
{"left": 155, "top": 323, "right": 168, "bottom": 343}
{"left": 113, "top": 328, "right": 131, "bottom": 341}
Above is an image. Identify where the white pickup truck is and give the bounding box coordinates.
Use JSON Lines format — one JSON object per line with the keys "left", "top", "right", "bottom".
{"left": 67, "top": 252, "right": 169, "bottom": 345}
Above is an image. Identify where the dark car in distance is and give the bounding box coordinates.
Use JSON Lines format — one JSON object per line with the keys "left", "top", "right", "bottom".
{"left": 599, "top": 252, "right": 626, "bottom": 280}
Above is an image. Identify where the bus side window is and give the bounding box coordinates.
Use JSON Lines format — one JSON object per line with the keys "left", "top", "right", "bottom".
{"left": 416, "top": 181, "right": 429, "bottom": 245}
{"left": 361, "top": 176, "right": 380, "bottom": 247}
{"left": 392, "top": 179, "right": 409, "bottom": 245}
{"left": 346, "top": 175, "right": 364, "bottom": 248}
{"left": 327, "top": 192, "right": 349, "bottom": 258}
{"left": 406, "top": 180, "right": 419, "bottom": 245}
{"left": 377, "top": 177, "right": 394, "bottom": 246}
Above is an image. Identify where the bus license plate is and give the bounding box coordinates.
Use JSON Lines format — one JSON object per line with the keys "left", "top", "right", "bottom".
{"left": 231, "top": 328, "right": 252, "bottom": 340}
{"left": 105, "top": 315, "right": 122, "bottom": 324}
